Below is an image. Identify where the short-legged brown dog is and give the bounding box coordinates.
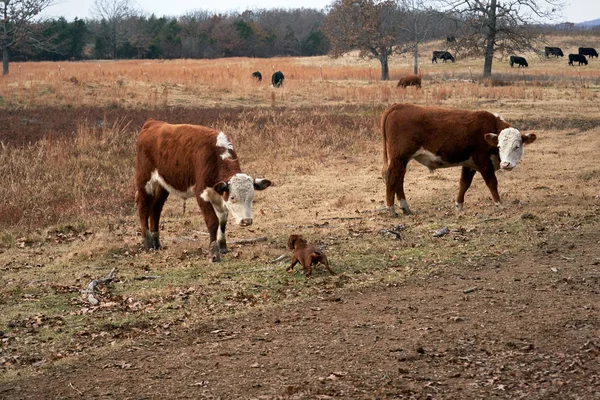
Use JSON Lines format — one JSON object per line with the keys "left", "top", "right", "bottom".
{"left": 287, "top": 234, "right": 334, "bottom": 277}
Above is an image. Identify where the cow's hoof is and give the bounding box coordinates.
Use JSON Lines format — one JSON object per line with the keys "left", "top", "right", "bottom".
{"left": 399, "top": 200, "right": 411, "bottom": 215}
{"left": 494, "top": 201, "right": 505, "bottom": 209}
{"left": 387, "top": 206, "right": 398, "bottom": 217}
{"left": 455, "top": 202, "right": 464, "bottom": 212}
{"left": 143, "top": 232, "right": 161, "bottom": 250}
{"left": 209, "top": 241, "right": 221, "bottom": 262}
{"left": 218, "top": 241, "right": 228, "bottom": 254}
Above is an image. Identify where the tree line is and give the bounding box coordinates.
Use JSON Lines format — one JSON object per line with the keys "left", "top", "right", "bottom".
{"left": 0, "top": 0, "right": 579, "bottom": 78}
{"left": 7, "top": 9, "right": 330, "bottom": 63}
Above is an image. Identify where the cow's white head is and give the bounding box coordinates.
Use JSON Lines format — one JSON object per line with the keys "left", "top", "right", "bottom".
{"left": 485, "top": 128, "right": 536, "bottom": 171}
{"left": 211, "top": 174, "right": 271, "bottom": 226}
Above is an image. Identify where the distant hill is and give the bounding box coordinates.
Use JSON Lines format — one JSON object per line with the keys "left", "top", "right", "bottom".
{"left": 576, "top": 18, "right": 600, "bottom": 28}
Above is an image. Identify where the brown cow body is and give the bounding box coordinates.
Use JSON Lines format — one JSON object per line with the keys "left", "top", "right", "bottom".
{"left": 397, "top": 74, "right": 421, "bottom": 88}
{"left": 381, "top": 104, "right": 536, "bottom": 215}
{"left": 135, "top": 119, "right": 271, "bottom": 261}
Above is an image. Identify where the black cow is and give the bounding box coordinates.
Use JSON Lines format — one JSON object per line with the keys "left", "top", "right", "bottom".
{"left": 544, "top": 46, "right": 564, "bottom": 57}
{"left": 252, "top": 71, "right": 262, "bottom": 82}
{"left": 568, "top": 54, "right": 588, "bottom": 66}
{"left": 271, "top": 71, "right": 284, "bottom": 87}
{"left": 578, "top": 47, "right": 598, "bottom": 59}
{"left": 432, "top": 51, "right": 455, "bottom": 63}
{"left": 510, "top": 56, "right": 528, "bottom": 68}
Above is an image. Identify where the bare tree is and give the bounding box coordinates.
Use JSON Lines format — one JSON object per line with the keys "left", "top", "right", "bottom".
{"left": 324, "top": 0, "right": 403, "bottom": 80}
{"left": 1, "top": 0, "right": 56, "bottom": 75}
{"left": 440, "top": 0, "right": 564, "bottom": 78}
{"left": 397, "top": 0, "right": 444, "bottom": 75}
{"left": 90, "top": 0, "right": 138, "bottom": 58}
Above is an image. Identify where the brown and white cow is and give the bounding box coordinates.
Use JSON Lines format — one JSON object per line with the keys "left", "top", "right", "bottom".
{"left": 135, "top": 119, "right": 271, "bottom": 261}
{"left": 381, "top": 103, "right": 536, "bottom": 216}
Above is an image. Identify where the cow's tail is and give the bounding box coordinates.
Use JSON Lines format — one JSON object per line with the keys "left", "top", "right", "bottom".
{"left": 381, "top": 104, "right": 399, "bottom": 182}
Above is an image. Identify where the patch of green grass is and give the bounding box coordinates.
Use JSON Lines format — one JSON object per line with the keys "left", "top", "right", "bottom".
{"left": 579, "top": 170, "right": 599, "bottom": 182}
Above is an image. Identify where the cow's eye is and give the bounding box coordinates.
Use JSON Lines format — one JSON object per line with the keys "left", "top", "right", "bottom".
{"left": 229, "top": 197, "right": 237, "bottom": 203}
{"left": 515, "top": 145, "right": 520, "bottom": 150}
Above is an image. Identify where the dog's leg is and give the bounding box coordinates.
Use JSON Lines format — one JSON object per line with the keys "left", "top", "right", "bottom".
{"left": 320, "top": 254, "right": 335, "bottom": 275}
{"left": 287, "top": 256, "right": 299, "bottom": 273}
{"left": 305, "top": 262, "right": 313, "bottom": 277}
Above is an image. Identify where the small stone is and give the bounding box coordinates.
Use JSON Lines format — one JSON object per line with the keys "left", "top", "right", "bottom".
{"left": 433, "top": 227, "right": 450, "bottom": 238}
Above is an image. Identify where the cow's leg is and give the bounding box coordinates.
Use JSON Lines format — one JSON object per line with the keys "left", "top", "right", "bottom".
{"left": 455, "top": 167, "right": 476, "bottom": 211}
{"left": 479, "top": 166, "right": 502, "bottom": 207}
{"left": 215, "top": 208, "right": 229, "bottom": 254}
{"left": 137, "top": 189, "right": 151, "bottom": 247}
{"left": 147, "top": 187, "right": 169, "bottom": 250}
{"left": 386, "top": 157, "right": 411, "bottom": 216}
{"left": 136, "top": 189, "right": 156, "bottom": 249}
{"left": 196, "top": 197, "right": 221, "bottom": 262}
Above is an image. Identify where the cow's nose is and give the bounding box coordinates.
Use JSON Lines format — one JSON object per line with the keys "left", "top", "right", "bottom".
{"left": 500, "top": 161, "right": 511, "bottom": 169}
{"left": 240, "top": 218, "right": 253, "bottom": 226}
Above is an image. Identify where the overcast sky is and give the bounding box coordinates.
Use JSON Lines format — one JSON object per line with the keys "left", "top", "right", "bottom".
{"left": 41, "top": 0, "right": 595, "bottom": 23}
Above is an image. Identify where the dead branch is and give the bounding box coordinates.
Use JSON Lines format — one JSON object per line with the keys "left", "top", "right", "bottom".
{"left": 83, "top": 267, "right": 117, "bottom": 306}
{"left": 230, "top": 236, "right": 268, "bottom": 245}
{"left": 269, "top": 254, "right": 289, "bottom": 263}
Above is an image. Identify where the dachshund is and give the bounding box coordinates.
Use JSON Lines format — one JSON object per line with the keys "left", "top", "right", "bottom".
{"left": 287, "top": 234, "right": 334, "bottom": 277}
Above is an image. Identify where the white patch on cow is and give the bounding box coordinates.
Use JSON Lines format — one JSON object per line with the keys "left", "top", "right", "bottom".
{"left": 493, "top": 113, "right": 505, "bottom": 122}
{"left": 200, "top": 188, "right": 227, "bottom": 213}
{"left": 145, "top": 170, "right": 194, "bottom": 199}
{"left": 497, "top": 128, "right": 524, "bottom": 170}
{"left": 216, "top": 132, "right": 233, "bottom": 160}
{"left": 399, "top": 199, "right": 411, "bottom": 214}
{"left": 459, "top": 157, "right": 477, "bottom": 170}
{"left": 200, "top": 174, "right": 256, "bottom": 226}
{"left": 224, "top": 174, "right": 255, "bottom": 225}
{"left": 215, "top": 208, "right": 228, "bottom": 244}
{"left": 412, "top": 147, "right": 445, "bottom": 171}
{"left": 455, "top": 202, "right": 464, "bottom": 211}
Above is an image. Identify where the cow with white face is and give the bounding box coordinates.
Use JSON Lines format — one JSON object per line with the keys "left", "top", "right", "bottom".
{"left": 136, "top": 119, "right": 271, "bottom": 262}
{"left": 381, "top": 104, "right": 536, "bottom": 215}
{"left": 485, "top": 127, "right": 532, "bottom": 171}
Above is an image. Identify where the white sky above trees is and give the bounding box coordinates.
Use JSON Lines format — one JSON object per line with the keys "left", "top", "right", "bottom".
{"left": 42, "top": 0, "right": 595, "bottom": 24}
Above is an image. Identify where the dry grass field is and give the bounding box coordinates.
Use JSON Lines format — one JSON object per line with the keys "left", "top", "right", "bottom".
{"left": 0, "top": 36, "right": 599, "bottom": 399}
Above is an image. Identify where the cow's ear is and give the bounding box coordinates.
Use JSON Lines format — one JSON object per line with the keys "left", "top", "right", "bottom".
{"left": 484, "top": 133, "right": 499, "bottom": 146}
{"left": 522, "top": 133, "right": 536, "bottom": 145}
{"left": 254, "top": 178, "right": 272, "bottom": 190}
{"left": 213, "top": 181, "right": 229, "bottom": 195}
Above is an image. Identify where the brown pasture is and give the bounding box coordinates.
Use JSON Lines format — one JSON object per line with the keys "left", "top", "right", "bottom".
{"left": 0, "top": 42, "right": 599, "bottom": 398}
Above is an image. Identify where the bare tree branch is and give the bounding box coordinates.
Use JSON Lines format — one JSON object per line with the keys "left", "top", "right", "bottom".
{"left": 437, "top": 0, "right": 564, "bottom": 77}
{"left": 1, "top": 0, "right": 57, "bottom": 75}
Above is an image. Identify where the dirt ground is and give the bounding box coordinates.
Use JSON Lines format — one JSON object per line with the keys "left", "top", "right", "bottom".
{"left": 1, "top": 54, "right": 600, "bottom": 398}
{"left": 2, "top": 225, "right": 599, "bottom": 399}
{"left": 1, "top": 120, "right": 599, "bottom": 398}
